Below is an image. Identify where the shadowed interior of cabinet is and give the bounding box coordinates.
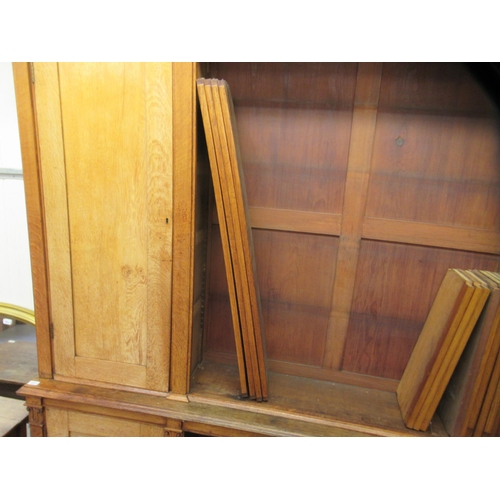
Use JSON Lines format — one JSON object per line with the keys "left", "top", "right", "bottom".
{"left": 197, "top": 62, "right": 500, "bottom": 395}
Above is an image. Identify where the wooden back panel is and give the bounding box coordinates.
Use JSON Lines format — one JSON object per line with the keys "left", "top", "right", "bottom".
{"left": 202, "top": 63, "right": 500, "bottom": 389}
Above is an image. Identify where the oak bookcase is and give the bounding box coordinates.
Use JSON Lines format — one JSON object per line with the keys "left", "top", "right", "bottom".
{"left": 14, "top": 62, "right": 499, "bottom": 436}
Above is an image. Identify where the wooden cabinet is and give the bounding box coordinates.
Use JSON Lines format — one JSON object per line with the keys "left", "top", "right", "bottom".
{"left": 14, "top": 62, "right": 500, "bottom": 437}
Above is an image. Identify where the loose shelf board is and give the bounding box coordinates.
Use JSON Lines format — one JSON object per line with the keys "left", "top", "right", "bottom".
{"left": 197, "top": 78, "right": 268, "bottom": 401}
{"left": 474, "top": 341, "right": 500, "bottom": 436}
{"left": 216, "top": 80, "right": 268, "bottom": 401}
{"left": 397, "top": 268, "right": 491, "bottom": 431}
{"left": 437, "top": 271, "right": 500, "bottom": 436}
{"left": 197, "top": 80, "right": 249, "bottom": 398}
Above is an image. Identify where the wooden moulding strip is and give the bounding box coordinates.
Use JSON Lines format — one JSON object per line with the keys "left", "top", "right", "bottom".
{"left": 196, "top": 79, "right": 250, "bottom": 398}
{"left": 397, "top": 269, "right": 473, "bottom": 427}
{"left": 323, "top": 62, "right": 383, "bottom": 371}
{"left": 12, "top": 63, "right": 52, "bottom": 378}
{"left": 31, "top": 63, "right": 76, "bottom": 378}
{"left": 212, "top": 206, "right": 343, "bottom": 236}
{"left": 216, "top": 80, "right": 268, "bottom": 400}
{"left": 170, "top": 63, "right": 196, "bottom": 395}
{"left": 362, "top": 218, "right": 500, "bottom": 256}
{"left": 144, "top": 63, "right": 173, "bottom": 392}
{"left": 413, "top": 272, "right": 490, "bottom": 431}
{"left": 206, "top": 81, "right": 260, "bottom": 400}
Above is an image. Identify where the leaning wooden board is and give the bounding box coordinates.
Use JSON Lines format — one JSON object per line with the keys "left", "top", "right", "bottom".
{"left": 412, "top": 272, "right": 490, "bottom": 431}
{"left": 209, "top": 80, "right": 262, "bottom": 400}
{"left": 438, "top": 271, "right": 500, "bottom": 436}
{"left": 216, "top": 80, "right": 268, "bottom": 401}
{"left": 474, "top": 345, "right": 500, "bottom": 435}
{"left": 397, "top": 269, "right": 474, "bottom": 427}
{"left": 197, "top": 78, "right": 268, "bottom": 401}
{"left": 197, "top": 80, "right": 250, "bottom": 398}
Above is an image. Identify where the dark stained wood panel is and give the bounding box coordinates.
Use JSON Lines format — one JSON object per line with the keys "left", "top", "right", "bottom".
{"left": 286, "top": 63, "right": 358, "bottom": 108}
{"left": 253, "top": 229, "right": 338, "bottom": 308}
{"left": 204, "top": 227, "right": 339, "bottom": 367}
{"left": 212, "top": 62, "right": 358, "bottom": 109}
{"left": 236, "top": 106, "right": 352, "bottom": 213}
{"left": 203, "top": 226, "right": 235, "bottom": 355}
{"left": 210, "top": 63, "right": 288, "bottom": 104}
{"left": 342, "top": 240, "right": 500, "bottom": 379}
{"left": 201, "top": 62, "right": 500, "bottom": 392}
{"left": 366, "top": 112, "right": 500, "bottom": 230}
{"left": 378, "top": 63, "right": 496, "bottom": 115}
{"left": 253, "top": 230, "right": 338, "bottom": 366}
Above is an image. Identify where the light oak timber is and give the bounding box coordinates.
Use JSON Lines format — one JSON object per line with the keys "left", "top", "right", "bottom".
{"left": 32, "top": 63, "right": 75, "bottom": 378}
{"left": 397, "top": 269, "right": 473, "bottom": 427}
{"left": 413, "top": 275, "right": 490, "bottom": 431}
{"left": 197, "top": 80, "right": 249, "bottom": 397}
{"left": 213, "top": 80, "right": 266, "bottom": 400}
{"left": 17, "top": 378, "right": 386, "bottom": 437}
{"left": 483, "top": 376, "right": 500, "bottom": 435}
{"left": 72, "top": 357, "right": 147, "bottom": 388}
{"left": 438, "top": 273, "right": 500, "bottom": 436}
{"left": 46, "top": 407, "right": 168, "bottom": 437}
{"left": 362, "top": 218, "right": 500, "bottom": 255}
{"left": 201, "top": 80, "right": 255, "bottom": 397}
{"left": 45, "top": 407, "right": 68, "bottom": 436}
{"left": 32, "top": 63, "right": 175, "bottom": 392}
{"left": 45, "top": 398, "right": 183, "bottom": 428}
{"left": 145, "top": 63, "right": 173, "bottom": 391}
{"left": 25, "top": 394, "right": 45, "bottom": 436}
{"left": 12, "top": 63, "right": 51, "bottom": 378}
{"left": 170, "top": 63, "right": 197, "bottom": 396}
{"left": 474, "top": 346, "right": 500, "bottom": 435}
{"left": 324, "top": 62, "right": 383, "bottom": 370}
{"left": 464, "top": 272, "right": 500, "bottom": 432}
{"left": 59, "top": 63, "right": 149, "bottom": 365}
{"left": 183, "top": 420, "right": 263, "bottom": 437}
{"left": 407, "top": 274, "right": 477, "bottom": 429}
{"left": 218, "top": 80, "right": 269, "bottom": 400}
{"left": 52, "top": 373, "right": 169, "bottom": 398}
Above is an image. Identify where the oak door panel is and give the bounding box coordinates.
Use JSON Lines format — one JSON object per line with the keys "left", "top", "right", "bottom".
{"left": 46, "top": 407, "right": 165, "bottom": 437}
{"left": 34, "top": 63, "right": 173, "bottom": 391}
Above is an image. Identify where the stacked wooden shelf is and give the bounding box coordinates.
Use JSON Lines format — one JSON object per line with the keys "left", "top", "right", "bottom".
{"left": 197, "top": 78, "right": 268, "bottom": 401}
{"left": 398, "top": 269, "right": 500, "bottom": 435}
{"left": 438, "top": 271, "right": 500, "bottom": 436}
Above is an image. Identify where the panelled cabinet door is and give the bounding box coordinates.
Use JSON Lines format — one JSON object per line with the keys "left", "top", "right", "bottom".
{"left": 45, "top": 408, "right": 167, "bottom": 437}
{"left": 34, "top": 63, "right": 173, "bottom": 392}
